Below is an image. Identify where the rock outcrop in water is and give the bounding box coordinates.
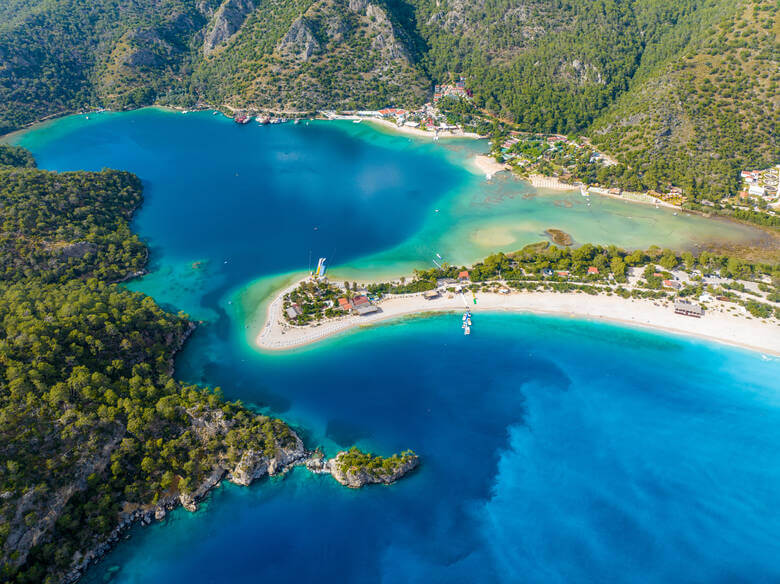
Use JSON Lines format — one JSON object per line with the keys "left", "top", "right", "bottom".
{"left": 307, "top": 447, "right": 419, "bottom": 488}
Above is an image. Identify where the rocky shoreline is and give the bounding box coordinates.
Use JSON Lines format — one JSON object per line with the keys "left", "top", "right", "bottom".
{"left": 62, "top": 440, "right": 418, "bottom": 583}
{"left": 62, "top": 434, "right": 307, "bottom": 583}
{"left": 306, "top": 449, "right": 420, "bottom": 488}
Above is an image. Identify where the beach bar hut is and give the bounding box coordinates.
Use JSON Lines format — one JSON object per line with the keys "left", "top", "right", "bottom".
{"left": 674, "top": 300, "right": 703, "bottom": 318}
{"left": 423, "top": 289, "right": 440, "bottom": 300}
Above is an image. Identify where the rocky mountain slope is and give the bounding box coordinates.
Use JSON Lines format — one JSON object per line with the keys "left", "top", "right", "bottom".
{"left": 590, "top": 0, "right": 779, "bottom": 197}
{"left": 0, "top": 0, "right": 776, "bottom": 194}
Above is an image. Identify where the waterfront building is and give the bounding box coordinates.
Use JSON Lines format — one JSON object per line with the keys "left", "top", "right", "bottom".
{"left": 674, "top": 300, "right": 703, "bottom": 318}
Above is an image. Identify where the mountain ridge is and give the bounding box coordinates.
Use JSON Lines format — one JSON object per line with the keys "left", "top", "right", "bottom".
{"left": 0, "top": 0, "right": 776, "bottom": 192}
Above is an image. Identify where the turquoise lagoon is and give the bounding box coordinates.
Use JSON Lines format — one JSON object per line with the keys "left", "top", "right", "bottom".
{"left": 11, "top": 109, "right": 780, "bottom": 583}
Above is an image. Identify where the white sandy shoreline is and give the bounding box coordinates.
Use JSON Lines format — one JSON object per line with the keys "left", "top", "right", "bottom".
{"left": 328, "top": 115, "right": 484, "bottom": 140}
{"left": 473, "top": 155, "right": 510, "bottom": 179}
{"left": 257, "top": 286, "right": 780, "bottom": 356}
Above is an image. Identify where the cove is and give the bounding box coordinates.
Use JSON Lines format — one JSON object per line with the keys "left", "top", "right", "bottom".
{"left": 83, "top": 315, "right": 780, "bottom": 584}
{"left": 10, "top": 107, "right": 765, "bottom": 322}
{"left": 9, "top": 109, "right": 780, "bottom": 582}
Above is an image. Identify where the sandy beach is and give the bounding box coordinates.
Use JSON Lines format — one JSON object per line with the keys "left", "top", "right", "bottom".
{"left": 473, "top": 155, "right": 509, "bottom": 179}
{"left": 327, "top": 115, "right": 483, "bottom": 139}
{"left": 257, "top": 285, "right": 780, "bottom": 355}
{"left": 526, "top": 174, "right": 579, "bottom": 191}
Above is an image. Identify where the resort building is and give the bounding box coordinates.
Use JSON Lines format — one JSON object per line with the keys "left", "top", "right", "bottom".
{"left": 423, "top": 290, "right": 440, "bottom": 300}
{"left": 674, "top": 300, "right": 703, "bottom": 318}
{"left": 352, "top": 295, "right": 370, "bottom": 307}
{"left": 587, "top": 267, "right": 599, "bottom": 275}
{"left": 355, "top": 304, "right": 378, "bottom": 316}
{"left": 337, "top": 297, "right": 353, "bottom": 311}
{"left": 433, "top": 78, "right": 472, "bottom": 103}
{"left": 285, "top": 304, "right": 303, "bottom": 320}
{"left": 458, "top": 271, "right": 470, "bottom": 281}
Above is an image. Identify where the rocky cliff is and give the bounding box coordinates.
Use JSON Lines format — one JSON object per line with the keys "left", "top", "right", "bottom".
{"left": 276, "top": 17, "right": 321, "bottom": 62}
{"left": 203, "top": 0, "right": 257, "bottom": 55}
{"left": 60, "top": 420, "right": 306, "bottom": 583}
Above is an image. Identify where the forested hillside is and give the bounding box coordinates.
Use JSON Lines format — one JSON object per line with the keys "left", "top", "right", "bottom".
{"left": 192, "top": 0, "right": 430, "bottom": 111}
{"left": 0, "top": 0, "right": 217, "bottom": 134}
{"left": 590, "top": 0, "right": 779, "bottom": 198}
{"left": 0, "top": 146, "right": 302, "bottom": 583}
{"left": 0, "top": 0, "right": 776, "bottom": 192}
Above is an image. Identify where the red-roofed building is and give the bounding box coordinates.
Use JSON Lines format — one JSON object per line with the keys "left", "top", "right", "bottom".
{"left": 378, "top": 108, "right": 407, "bottom": 116}
{"left": 337, "top": 297, "right": 352, "bottom": 310}
{"left": 352, "top": 295, "right": 370, "bottom": 307}
{"left": 587, "top": 267, "right": 599, "bottom": 275}
{"left": 662, "top": 279, "right": 681, "bottom": 289}
{"left": 458, "top": 270, "right": 470, "bottom": 281}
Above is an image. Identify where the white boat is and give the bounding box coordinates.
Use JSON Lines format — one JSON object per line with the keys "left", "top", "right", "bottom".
{"left": 580, "top": 184, "right": 589, "bottom": 197}
{"left": 353, "top": 119, "right": 362, "bottom": 124}
{"left": 464, "top": 325, "right": 471, "bottom": 335}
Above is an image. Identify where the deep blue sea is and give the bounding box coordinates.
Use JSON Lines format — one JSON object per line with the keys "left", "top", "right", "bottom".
{"left": 11, "top": 109, "right": 780, "bottom": 583}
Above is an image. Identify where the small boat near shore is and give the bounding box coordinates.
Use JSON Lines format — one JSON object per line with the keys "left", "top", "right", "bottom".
{"left": 234, "top": 114, "right": 251, "bottom": 124}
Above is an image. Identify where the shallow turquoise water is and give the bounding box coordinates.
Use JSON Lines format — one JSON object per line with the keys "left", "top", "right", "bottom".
{"left": 84, "top": 315, "right": 780, "bottom": 584}
{"left": 12, "top": 109, "right": 780, "bottom": 582}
